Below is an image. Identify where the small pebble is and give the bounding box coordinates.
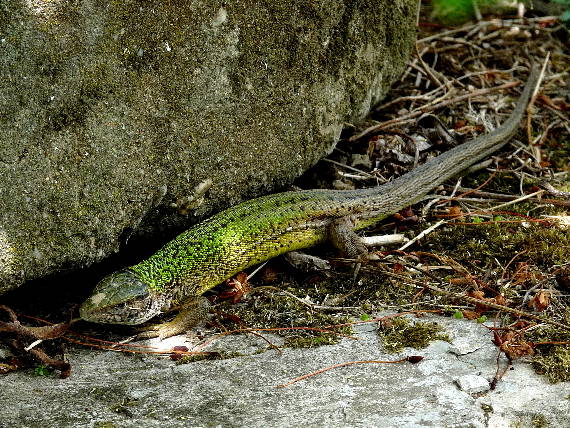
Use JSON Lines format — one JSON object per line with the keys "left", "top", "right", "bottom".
{"left": 455, "top": 374, "right": 490, "bottom": 394}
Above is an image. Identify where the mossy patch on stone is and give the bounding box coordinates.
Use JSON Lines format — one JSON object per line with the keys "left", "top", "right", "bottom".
{"left": 510, "top": 413, "right": 550, "bottom": 428}
{"left": 377, "top": 316, "right": 450, "bottom": 353}
{"left": 532, "top": 346, "right": 570, "bottom": 383}
{"left": 527, "top": 310, "right": 570, "bottom": 383}
{"left": 215, "top": 278, "right": 354, "bottom": 349}
{"left": 175, "top": 351, "right": 244, "bottom": 365}
{"left": 423, "top": 215, "right": 570, "bottom": 270}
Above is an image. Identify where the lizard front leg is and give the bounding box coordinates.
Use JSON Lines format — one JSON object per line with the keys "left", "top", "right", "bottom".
{"left": 136, "top": 296, "right": 211, "bottom": 340}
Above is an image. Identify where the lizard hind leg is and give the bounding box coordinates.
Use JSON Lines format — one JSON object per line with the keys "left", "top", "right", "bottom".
{"left": 328, "top": 216, "right": 371, "bottom": 261}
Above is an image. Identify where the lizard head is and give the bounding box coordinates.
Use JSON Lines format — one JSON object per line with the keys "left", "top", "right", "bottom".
{"left": 79, "top": 270, "right": 164, "bottom": 325}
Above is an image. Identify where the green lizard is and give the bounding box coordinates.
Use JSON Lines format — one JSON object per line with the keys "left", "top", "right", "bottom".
{"left": 80, "top": 66, "right": 541, "bottom": 337}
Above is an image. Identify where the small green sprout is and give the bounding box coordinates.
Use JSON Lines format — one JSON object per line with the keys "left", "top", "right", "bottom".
{"left": 34, "top": 365, "right": 52, "bottom": 376}
{"left": 453, "top": 310, "right": 464, "bottom": 319}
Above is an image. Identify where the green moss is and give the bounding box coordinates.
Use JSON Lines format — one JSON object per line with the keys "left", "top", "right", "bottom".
{"left": 527, "top": 312, "right": 570, "bottom": 383}
{"left": 430, "top": 0, "right": 518, "bottom": 24}
{"left": 175, "top": 351, "right": 244, "bottom": 365}
{"left": 109, "top": 398, "right": 139, "bottom": 417}
{"left": 208, "top": 253, "right": 448, "bottom": 352}
{"left": 511, "top": 413, "right": 550, "bottom": 428}
{"left": 431, "top": 0, "right": 477, "bottom": 23}
{"left": 417, "top": 195, "right": 570, "bottom": 382}
{"left": 94, "top": 423, "right": 118, "bottom": 428}
{"left": 358, "top": 266, "right": 421, "bottom": 307}
{"left": 378, "top": 317, "right": 450, "bottom": 353}
{"left": 424, "top": 219, "right": 570, "bottom": 270}
{"left": 214, "top": 273, "right": 357, "bottom": 349}
{"left": 285, "top": 332, "right": 343, "bottom": 348}
{"left": 532, "top": 346, "right": 570, "bottom": 383}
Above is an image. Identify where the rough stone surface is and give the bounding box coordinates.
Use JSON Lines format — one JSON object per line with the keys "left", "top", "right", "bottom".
{"left": 1, "top": 315, "right": 568, "bottom": 427}
{"left": 0, "top": 0, "right": 418, "bottom": 293}
{"left": 455, "top": 374, "right": 490, "bottom": 394}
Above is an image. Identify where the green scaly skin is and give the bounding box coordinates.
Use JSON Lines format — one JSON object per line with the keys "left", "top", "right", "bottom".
{"left": 79, "top": 67, "right": 539, "bottom": 327}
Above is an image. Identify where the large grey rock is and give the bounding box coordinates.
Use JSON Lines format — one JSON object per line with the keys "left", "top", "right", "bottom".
{"left": 1, "top": 315, "right": 568, "bottom": 427}
{"left": 0, "top": 0, "right": 418, "bottom": 293}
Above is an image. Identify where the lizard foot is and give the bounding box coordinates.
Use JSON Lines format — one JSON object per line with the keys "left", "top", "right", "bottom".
{"left": 328, "top": 216, "right": 371, "bottom": 262}
{"left": 283, "top": 251, "right": 331, "bottom": 272}
{"left": 135, "top": 297, "right": 211, "bottom": 340}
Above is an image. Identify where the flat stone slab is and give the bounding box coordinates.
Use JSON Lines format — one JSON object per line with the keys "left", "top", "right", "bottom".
{"left": 1, "top": 315, "right": 568, "bottom": 427}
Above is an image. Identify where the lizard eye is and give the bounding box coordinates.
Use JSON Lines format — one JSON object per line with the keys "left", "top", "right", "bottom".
{"left": 79, "top": 270, "right": 160, "bottom": 325}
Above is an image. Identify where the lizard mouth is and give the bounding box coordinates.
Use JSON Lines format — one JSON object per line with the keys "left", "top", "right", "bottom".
{"left": 79, "top": 270, "right": 163, "bottom": 325}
